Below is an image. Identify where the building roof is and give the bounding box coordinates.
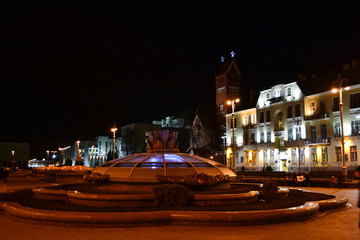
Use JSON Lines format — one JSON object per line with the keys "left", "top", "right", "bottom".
{"left": 215, "top": 58, "right": 239, "bottom": 76}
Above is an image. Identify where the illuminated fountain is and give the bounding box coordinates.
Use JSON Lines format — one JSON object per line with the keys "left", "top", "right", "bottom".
{"left": 5, "top": 130, "right": 341, "bottom": 227}
{"left": 93, "top": 130, "right": 236, "bottom": 185}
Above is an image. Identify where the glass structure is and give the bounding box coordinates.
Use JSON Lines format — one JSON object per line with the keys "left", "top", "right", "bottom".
{"left": 94, "top": 153, "right": 236, "bottom": 182}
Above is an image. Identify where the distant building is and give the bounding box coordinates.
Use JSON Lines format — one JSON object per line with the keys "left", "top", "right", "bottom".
{"left": 152, "top": 116, "right": 187, "bottom": 128}
{"left": 0, "top": 142, "right": 29, "bottom": 169}
{"left": 71, "top": 136, "right": 121, "bottom": 167}
{"left": 215, "top": 56, "right": 242, "bottom": 133}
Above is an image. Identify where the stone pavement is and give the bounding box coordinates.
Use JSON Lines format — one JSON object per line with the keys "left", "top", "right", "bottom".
{"left": 0, "top": 177, "right": 359, "bottom": 240}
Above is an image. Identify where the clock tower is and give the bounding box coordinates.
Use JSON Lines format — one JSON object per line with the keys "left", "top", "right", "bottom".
{"left": 215, "top": 54, "right": 242, "bottom": 133}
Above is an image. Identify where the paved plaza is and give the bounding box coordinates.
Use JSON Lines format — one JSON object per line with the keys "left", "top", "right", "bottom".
{"left": 0, "top": 177, "right": 359, "bottom": 240}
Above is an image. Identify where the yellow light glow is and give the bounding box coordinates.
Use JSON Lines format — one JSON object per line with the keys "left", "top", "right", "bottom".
{"left": 227, "top": 100, "right": 232, "bottom": 105}
{"left": 111, "top": 128, "right": 118, "bottom": 132}
{"left": 344, "top": 86, "right": 350, "bottom": 90}
{"left": 235, "top": 98, "right": 240, "bottom": 103}
{"left": 227, "top": 147, "right": 232, "bottom": 154}
{"left": 317, "top": 147, "right": 321, "bottom": 162}
{"left": 331, "top": 88, "right": 338, "bottom": 93}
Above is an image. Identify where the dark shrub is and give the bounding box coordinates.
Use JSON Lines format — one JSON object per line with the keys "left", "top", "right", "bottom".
{"left": 83, "top": 172, "right": 109, "bottom": 183}
{"left": 153, "top": 184, "right": 191, "bottom": 207}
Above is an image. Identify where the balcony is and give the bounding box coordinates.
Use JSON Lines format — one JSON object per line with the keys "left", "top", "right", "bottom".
{"left": 304, "top": 112, "right": 329, "bottom": 121}
{"left": 284, "top": 140, "right": 304, "bottom": 148}
{"left": 257, "top": 142, "right": 275, "bottom": 150}
{"left": 243, "top": 124, "right": 256, "bottom": 129}
{"left": 243, "top": 144, "right": 257, "bottom": 151}
{"left": 274, "top": 130, "right": 284, "bottom": 137}
{"left": 268, "top": 96, "right": 285, "bottom": 105}
{"left": 304, "top": 138, "right": 331, "bottom": 145}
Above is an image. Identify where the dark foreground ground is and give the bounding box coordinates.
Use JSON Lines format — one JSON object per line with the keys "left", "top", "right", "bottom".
{"left": 0, "top": 176, "right": 359, "bottom": 240}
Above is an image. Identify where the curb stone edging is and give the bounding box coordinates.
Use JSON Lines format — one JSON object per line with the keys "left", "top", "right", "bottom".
{"left": 0, "top": 196, "right": 347, "bottom": 227}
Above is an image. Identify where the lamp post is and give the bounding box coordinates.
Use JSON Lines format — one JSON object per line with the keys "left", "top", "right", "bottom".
{"left": 90, "top": 145, "right": 94, "bottom": 167}
{"left": 221, "top": 136, "right": 226, "bottom": 165}
{"left": 332, "top": 75, "right": 350, "bottom": 182}
{"left": 294, "top": 120, "right": 302, "bottom": 173}
{"left": 76, "top": 140, "right": 81, "bottom": 166}
{"left": 111, "top": 128, "right": 118, "bottom": 160}
{"left": 11, "top": 150, "right": 15, "bottom": 169}
{"left": 46, "top": 150, "right": 50, "bottom": 161}
{"left": 227, "top": 98, "right": 240, "bottom": 171}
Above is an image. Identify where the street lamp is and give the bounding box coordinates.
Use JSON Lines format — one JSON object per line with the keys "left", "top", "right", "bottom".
{"left": 11, "top": 150, "right": 15, "bottom": 169}
{"left": 76, "top": 140, "right": 81, "bottom": 166}
{"left": 221, "top": 136, "right": 227, "bottom": 165}
{"left": 227, "top": 98, "right": 240, "bottom": 171}
{"left": 46, "top": 150, "right": 50, "bottom": 160}
{"left": 111, "top": 128, "right": 118, "bottom": 160}
{"left": 331, "top": 75, "right": 350, "bottom": 182}
{"left": 294, "top": 120, "right": 302, "bottom": 173}
{"left": 90, "top": 145, "right": 94, "bottom": 167}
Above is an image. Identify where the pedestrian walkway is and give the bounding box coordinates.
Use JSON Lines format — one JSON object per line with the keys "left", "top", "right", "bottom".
{"left": 0, "top": 178, "right": 359, "bottom": 240}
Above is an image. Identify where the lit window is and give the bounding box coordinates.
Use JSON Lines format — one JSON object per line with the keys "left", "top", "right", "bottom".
{"left": 334, "top": 123, "right": 341, "bottom": 137}
{"left": 322, "top": 147, "right": 328, "bottom": 163}
{"left": 310, "top": 102, "right": 316, "bottom": 115}
{"left": 335, "top": 147, "right": 342, "bottom": 162}
{"left": 311, "top": 148, "right": 317, "bottom": 162}
{"left": 288, "top": 128, "right": 293, "bottom": 141}
{"left": 350, "top": 146, "right": 357, "bottom": 161}
{"left": 219, "top": 104, "right": 224, "bottom": 111}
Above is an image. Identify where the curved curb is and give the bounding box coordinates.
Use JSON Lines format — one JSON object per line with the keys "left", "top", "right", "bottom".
{"left": 317, "top": 196, "right": 348, "bottom": 210}
{"left": 1, "top": 189, "right": 348, "bottom": 227}
{"left": 3, "top": 202, "right": 171, "bottom": 226}
{"left": 33, "top": 188, "right": 69, "bottom": 201}
{"left": 68, "top": 191, "right": 154, "bottom": 201}
{"left": 2, "top": 200, "right": 319, "bottom": 226}
{"left": 171, "top": 201, "right": 319, "bottom": 225}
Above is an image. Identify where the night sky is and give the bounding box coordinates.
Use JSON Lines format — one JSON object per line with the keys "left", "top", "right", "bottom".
{"left": 2, "top": 0, "right": 360, "bottom": 158}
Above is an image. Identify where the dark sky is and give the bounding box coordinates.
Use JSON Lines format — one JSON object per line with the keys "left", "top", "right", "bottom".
{"left": 2, "top": 0, "right": 360, "bottom": 158}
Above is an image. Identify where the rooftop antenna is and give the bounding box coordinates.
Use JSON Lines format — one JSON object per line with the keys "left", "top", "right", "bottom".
{"left": 231, "top": 51, "right": 235, "bottom": 58}
{"left": 221, "top": 56, "right": 225, "bottom": 62}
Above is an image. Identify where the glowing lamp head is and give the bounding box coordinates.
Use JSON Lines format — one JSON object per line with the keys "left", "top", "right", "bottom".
{"left": 331, "top": 88, "right": 338, "bottom": 93}
{"left": 344, "top": 86, "right": 350, "bottom": 90}
{"left": 227, "top": 100, "right": 232, "bottom": 105}
{"left": 111, "top": 128, "right": 118, "bottom": 133}
{"left": 235, "top": 98, "right": 240, "bottom": 103}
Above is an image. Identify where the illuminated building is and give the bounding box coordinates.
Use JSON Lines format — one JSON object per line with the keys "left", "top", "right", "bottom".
{"left": 71, "top": 136, "right": 121, "bottom": 167}
{"left": 225, "top": 69, "right": 360, "bottom": 172}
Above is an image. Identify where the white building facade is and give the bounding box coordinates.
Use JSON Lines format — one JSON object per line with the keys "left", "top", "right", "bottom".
{"left": 226, "top": 82, "right": 360, "bottom": 172}
{"left": 72, "top": 136, "right": 122, "bottom": 167}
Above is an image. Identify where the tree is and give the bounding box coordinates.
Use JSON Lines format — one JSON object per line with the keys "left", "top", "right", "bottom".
{"left": 106, "top": 150, "right": 119, "bottom": 161}
{"left": 64, "top": 159, "right": 72, "bottom": 166}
